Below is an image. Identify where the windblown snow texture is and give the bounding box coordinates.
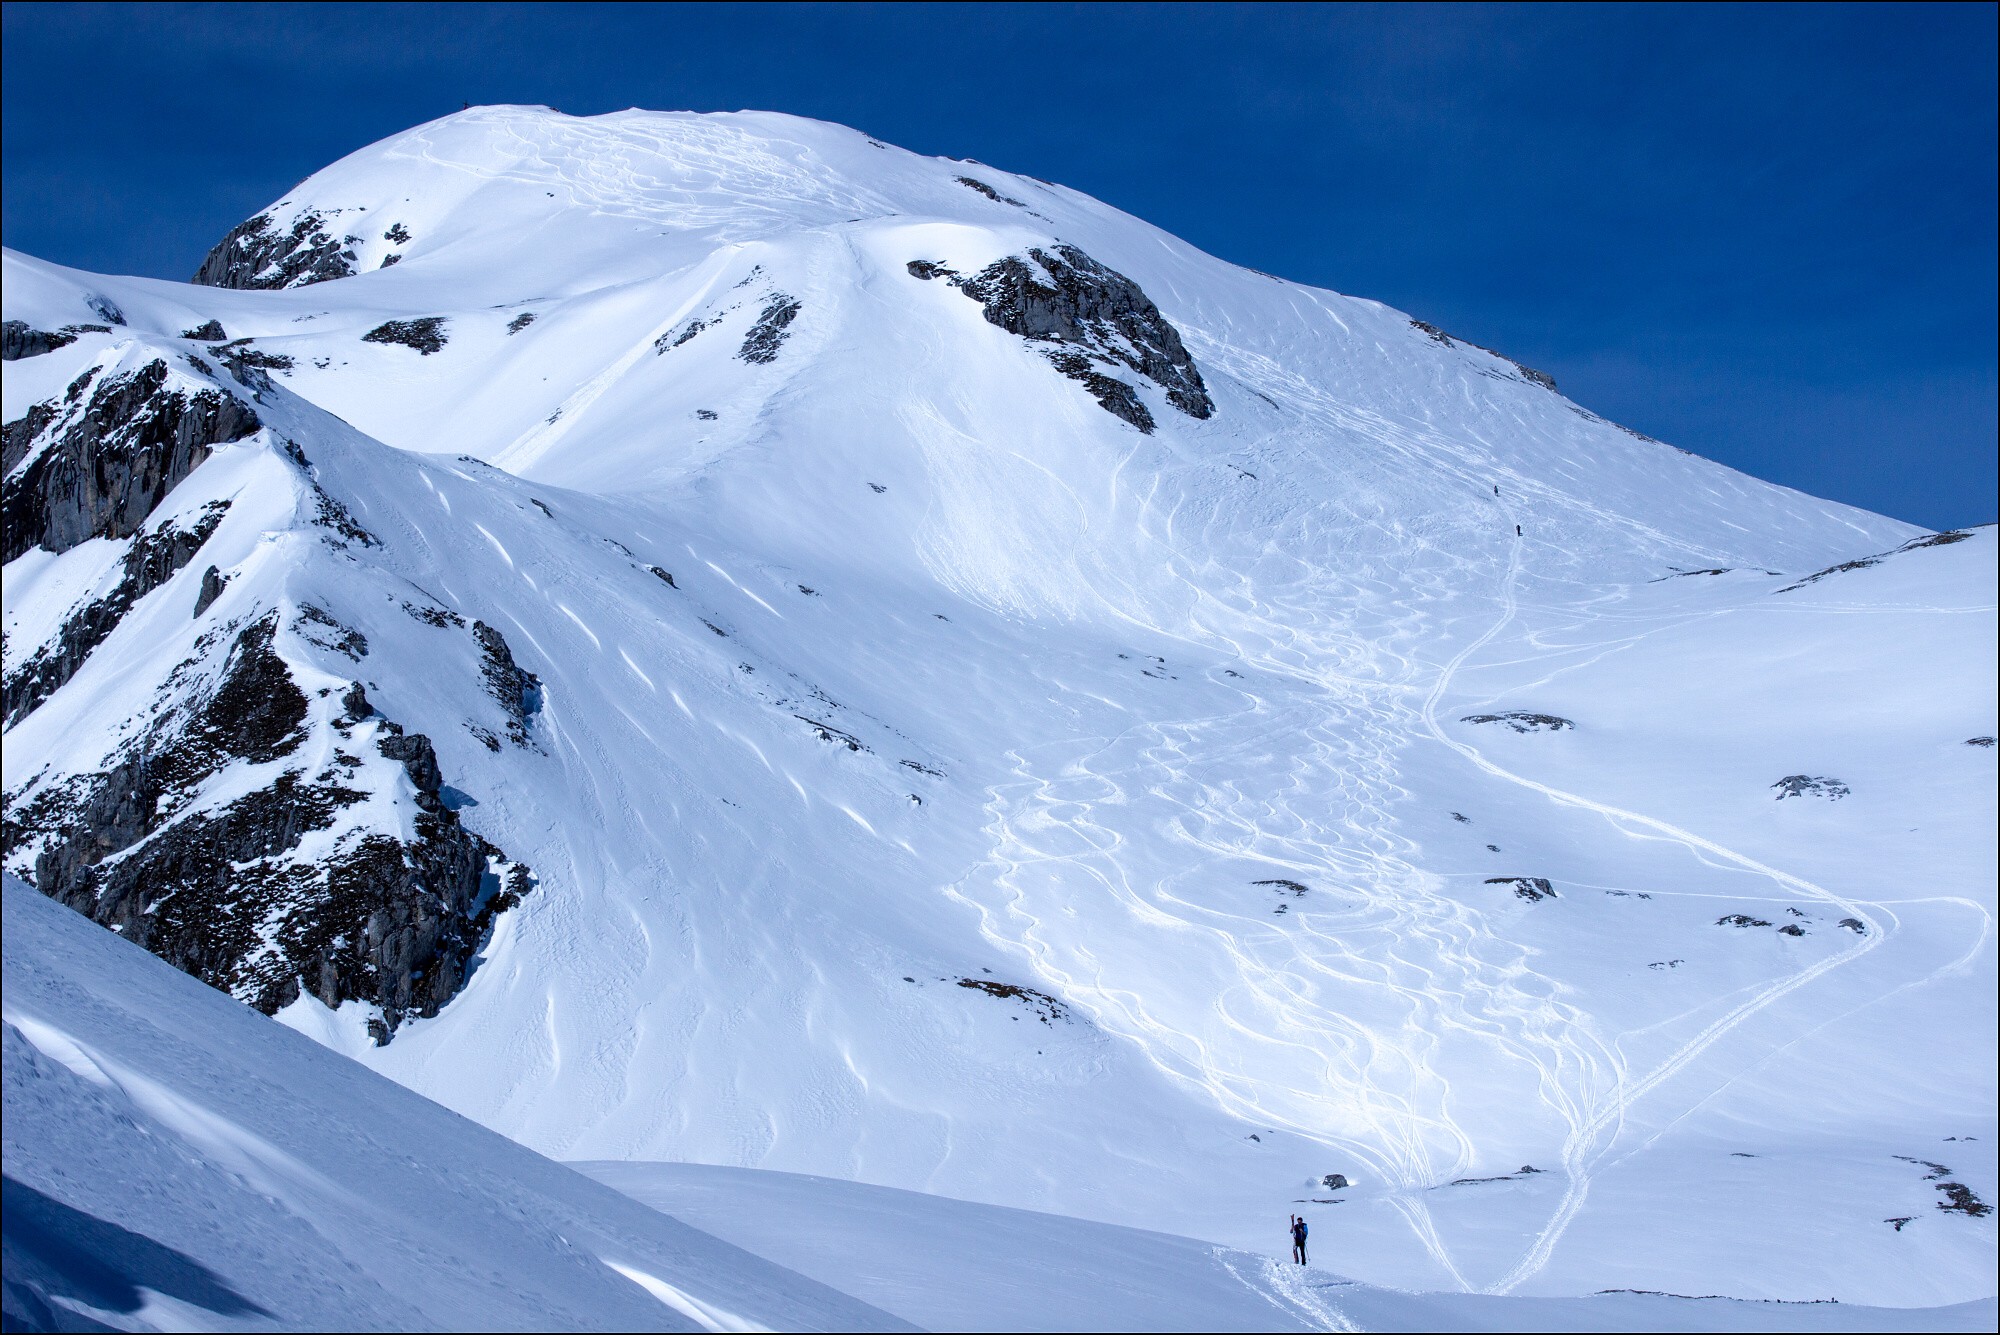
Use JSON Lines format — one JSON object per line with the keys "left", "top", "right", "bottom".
{"left": 4, "top": 106, "right": 1994, "bottom": 1314}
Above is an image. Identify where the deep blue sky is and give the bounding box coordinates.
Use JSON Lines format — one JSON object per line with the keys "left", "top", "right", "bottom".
{"left": 5, "top": 3, "right": 1993, "bottom": 529}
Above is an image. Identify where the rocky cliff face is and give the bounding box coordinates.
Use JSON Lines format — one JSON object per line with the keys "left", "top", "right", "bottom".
{"left": 191, "top": 209, "right": 359, "bottom": 290}
{"left": 2, "top": 333, "right": 530, "bottom": 1042}
{"left": 2, "top": 357, "right": 261, "bottom": 562}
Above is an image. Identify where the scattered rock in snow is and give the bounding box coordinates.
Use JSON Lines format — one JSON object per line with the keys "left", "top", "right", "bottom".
{"left": 737, "top": 296, "right": 801, "bottom": 364}
{"left": 1777, "top": 924, "right": 1806, "bottom": 937}
{"left": 362, "top": 317, "right": 449, "bottom": 355}
{"left": 1651, "top": 568, "right": 1731, "bottom": 581}
{"left": 957, "top": 977, "right": 1067, "bottom": 1024}
{"left": 506, "top": 313, "right": 536, "bottom": 335}
{"left": 180, "top": 320, "right": 228, "bottom": 342}
{"left": 192, "top": 209, "right": 358, "bottom": 289}
{"left": 1450, "top": 812, "right": 1471, "bottom": 823}
{"left": 796, "top": 716, "right": 868, "bottom": 752}
{"left": 1321, "top": 1174, "right": 1350, "bottom": 1190}
{"left": 296, "top": 604, "right": 369, "bottom": 660}
{"left": 1839, "top": 917, "right": 1867, "bottom": 934}
{"left": 955, "top": 176, "right": 1025, "bottom": 207}
{"left": 1650, "top": 960, "right": 1684, "bottom": 970}
{"left": 1461, "top": 712, "right": 1574, "bottom": 733}
{"left": 379, "top": 254, "right": 402, "bottom": 269}
{"left": 695, "top": 408, "right": 718, "bottom": 420}
{"left": 1408, "top": 319, "right": 1557, "bottom": 390}
{"left": 1886, "top": 1217, "right": 1915, "bottom": 1231}
{"left": 1717, "top": 914, "right": 1774, "bottom": 928}
{"left": 1966, "top": 736, "right": 1996, "bottom": 748}
{"left": 1486, "top": 877, "right": 1556, "bottom": 903}
{"left": 900, "top": 760, "right": 945, "bottom": 778}
{"left": 1255, "top": 879, "right": 1310, "bottom": 899}
{"left": 382, "top": 222, "right": 412, "bottom": 245}
{"left": 1772, "top": 775, "right": 1848, "bottom": 801}
{"left": 648, "top": 566, "right": 677, "bottom": 588}
{"left": 1777, "top": 530, "right": 1974, "bottom": 593}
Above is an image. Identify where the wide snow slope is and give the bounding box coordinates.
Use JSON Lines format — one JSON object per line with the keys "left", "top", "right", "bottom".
{"left": 4, "top": 105, "right": 1994, "bottom": 1308}
{"left": 584, "top": 1161, "right": 1997, "bottom": 1334}
{"left": 1, "top": 876, "right": 905, "bottom": 1332}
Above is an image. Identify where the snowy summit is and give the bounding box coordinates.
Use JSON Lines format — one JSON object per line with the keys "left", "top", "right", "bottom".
{"left": 3, "top": 106, "right": 1994, "bottom": 1331}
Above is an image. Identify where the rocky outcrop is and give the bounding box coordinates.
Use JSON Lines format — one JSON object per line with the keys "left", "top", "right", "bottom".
{"left": 1462, "top": 712, "right": 1573, "bottom": 733}
{"left": 1410, "top": 319, "right": 1558, "bottom": 392}
{"left": 1, "top": 360, "right": 261, "bottom": 562}
{"left": 2, "top": 501, "right": 230, "bottom": 726}
{"left": 3, "top": 321, "right": 109, "bottom": 361}
{"left": 361, "top": 318, "right": 449, "bottom": 355}
{"left": 1778, "top": 530, "right": 1974, "bottom": 593}
{"left": 957, "top": 977, "right": 1068, "bottom": 1024}
{"left": 1772, "top": 775, "right": 1848, "bottom": 800}
{"left": 909, "top": 245, "right": 1213, "bottom": 433}
{"left": 180, "top": 320, "right": 227, "bottom": 342}
{"left": 737, "top": 297, "right": 801, "bottom": 364}
{"left": 472, "top": 620, "right": 542, "bottom": 748}
{"left": 1486, "top": 876, "right": 1556, "bottom": 903}
{"left": 191, "top": 210, "right": 358, "bottom": 290}
{"left": 3, "top": 619, "right": 531, "bottom": 1042}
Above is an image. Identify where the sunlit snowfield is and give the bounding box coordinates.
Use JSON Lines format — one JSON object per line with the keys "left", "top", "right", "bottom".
{"left": 5, "top": 107, "right": 1994, "bottom": 1326}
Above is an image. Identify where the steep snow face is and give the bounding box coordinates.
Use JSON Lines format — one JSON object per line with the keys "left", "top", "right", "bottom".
{"left": 5, "top": 105, "right": 1995, "bottom": 1308}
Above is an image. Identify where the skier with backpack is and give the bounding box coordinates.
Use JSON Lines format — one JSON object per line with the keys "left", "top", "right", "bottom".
{"left": 1289, "top": 1213, "right": 1309, "bottom": 1265}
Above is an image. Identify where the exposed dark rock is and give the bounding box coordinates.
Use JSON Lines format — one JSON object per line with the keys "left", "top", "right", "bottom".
{"left": 1717, "top": 914, "right": 1774, "bottom": 928}
{"left": 506, "top": 312, "right": 536, "bottom": 335}
{"left": 1886, "top": 1217, "right": 1915, "bottom": 1231}
{"left": 1409, "top": 319, "right": 1557, "bottom": 391}
{"left": 2, "top": 321, "right": 106, "bottom": 360}
{"left": 1255, "top": 878, "right": 1310, "bottom": 898}
{"left": 1450, "top": 812, "right": 1471, "bottom": 823}
{"left": 361, "top": 318, "right": 448, "bottom": 355}
{"left": 906, "top": 260, "right": 956, "bottom": 281}
{"left": 180, "top": 320, "right": 227, "bottom": 342}
{"left": 309, "top": 483, "right": 379, "bottom": 548}
{"left": 1966, "top": 737, "right": 1996, "bottom": 748}
{"left": 1777, "top": 924, "right": 1806, "bottom": 937}
{"left": 1486, "top": 876, "right": 1556, "bottom": 903}
{"left": 1779, "top": 531, "right": 1974, "bottom": 593}
{"left": 935, "top": 245, "right": 1213, "bottom": 432}
{"left": 192, "top": 210, "right": 358, "bottom": 290}
{"left": 1651, "top": 568, "right": 1730, "bottom": 581}
{"left": 86, "top": 297, "right": 125, "bottom": 327}
{"left": 1649, "top": 960, "right": 1684, "bottom": 970}
{"left": 3, "top": 502, "right": 230, "bottom": 726}
{"left": 402, "top": 601, "right": 465, "bottom": 629}
{"left": 657, "top": 316, "right": 711, "bottom": 353}
{"left": 295, "top": 604, "right": 368, "bottom": 660}
{"left": 1839, "top": 917, "right": 1867, "bottom": 934}
{"left": 1462, "top": 712, "right": 1574, "bottom": 733}
{"left": 192, "top": 564, "right": 227, "bottom": 617}
{"left": 957, "top": 977, "right": 1068, "bottom": 1023}
{"left": 340, "top": 682, "right": 372, "bottom": 721}
{"left": 956, "top": 176, "right": 1025, "bottom": 207}
{"left": 695, "top": 408, "right": 718, "bottom": 420}
{"left": 1, "top": 360, "right": 260, "bottom": 562}
{"left": 378, "top": 255, "right": 402, "bottom": 269}
{"left": 797, "top": 715, "right": 868, "bottom": 752}
{"left": 472, "top": 620, "right": 541, "bottom": 747}
{"left": 1772, "top": 775, "right": 1848, "bottom": 801}
{"left": 737, "top": 297, "right": 801, "bottom": 364}
{"left": 6, "top": 618, "right": 530, "bottom": 1041}
{"left": 377, "top": 728, "right": 444, "bottom": 804}
{"left": 899, "top": 759, "right": 944, "bottom": 778}
{"left": 647, "top": 566, "right": 677, "bottom": 588}
{"left": 382, "top": 222, "right": 411, "bottom": 245}
{"left": 1322, "top": 1174, "right": 1350, "bottom": 1190}
{"left": 868, "top": 482, "right": 887, "bottom": 494}
{"left": 215, "top": 342, "right": 295, "bottom": 377}
{"left": 1937, "top": 1182, "right": 1992, "bottom": 1218}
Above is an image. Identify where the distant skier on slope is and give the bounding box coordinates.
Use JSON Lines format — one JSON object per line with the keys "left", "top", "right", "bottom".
{"left": 1290, "top": 1214, "right": 1309, "bottom": 1265}
{"left": 1515, "top": 524, "right": 1522, "bottom": 537}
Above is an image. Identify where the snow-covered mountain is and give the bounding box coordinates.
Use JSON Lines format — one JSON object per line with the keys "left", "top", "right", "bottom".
{"left": 4, "top": 105, "right": 1994, "bottom": 1313}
